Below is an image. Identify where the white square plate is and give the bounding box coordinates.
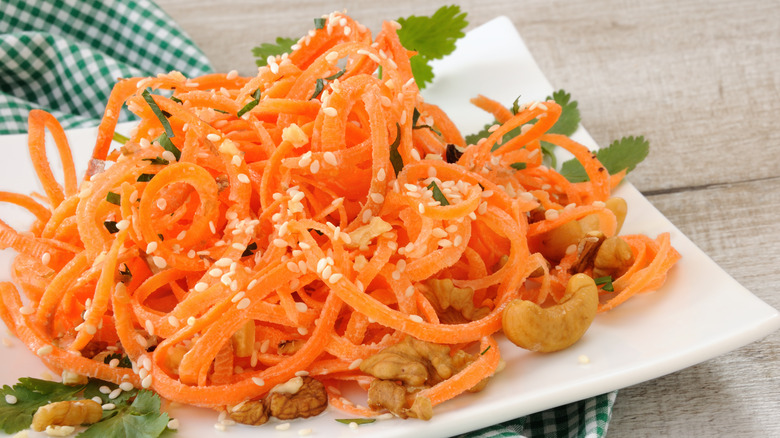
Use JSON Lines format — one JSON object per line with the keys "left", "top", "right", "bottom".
{"left": 1, "top": 16, "right": 778, "bottom": 438}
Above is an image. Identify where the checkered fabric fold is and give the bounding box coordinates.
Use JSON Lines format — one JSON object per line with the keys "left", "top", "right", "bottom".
{"left": 0, "top": 1, "right": 617, "bottom": 436}
{"left": 0, "top": 0, "right": 214, "bottom": 134}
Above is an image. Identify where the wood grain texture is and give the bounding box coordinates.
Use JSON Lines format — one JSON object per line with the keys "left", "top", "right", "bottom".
{"left": 155, "top": 1, "right": 780, "bottom": 436}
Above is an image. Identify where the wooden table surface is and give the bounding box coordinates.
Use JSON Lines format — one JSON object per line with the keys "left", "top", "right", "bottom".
{"left": 157, "top": 1, "right": 780, "bottom": 436}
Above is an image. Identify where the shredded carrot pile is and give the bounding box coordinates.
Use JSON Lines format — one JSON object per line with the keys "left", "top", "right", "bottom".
{"left": 0, "top": 12, "right": 679, "bottom": 418}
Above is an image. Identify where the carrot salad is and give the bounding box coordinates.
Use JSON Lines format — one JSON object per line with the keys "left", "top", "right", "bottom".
{"left": 0, "top": 11, "right": 679, "bottom": 422}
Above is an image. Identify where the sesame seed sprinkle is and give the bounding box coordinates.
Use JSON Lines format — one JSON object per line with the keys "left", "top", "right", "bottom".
{"left": 409, "top": 315, "right": 423, "bottom": 323}
{"left": 237, "top": 298, "right": 251, "bottom": 309}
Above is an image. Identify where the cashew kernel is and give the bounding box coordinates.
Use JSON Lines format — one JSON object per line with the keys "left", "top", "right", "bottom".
{"left": 580, "top": 197, "right": 628, "bottom": 234}
{"left": 538, "top": 220, "right": 584, "bottom": 261}
{"left": 502, "top": 273, "right": 598, "bottom": 352}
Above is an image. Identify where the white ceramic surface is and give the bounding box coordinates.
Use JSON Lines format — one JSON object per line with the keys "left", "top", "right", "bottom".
{"left": 1, "top": 16, "right": 778, "bottom": 438}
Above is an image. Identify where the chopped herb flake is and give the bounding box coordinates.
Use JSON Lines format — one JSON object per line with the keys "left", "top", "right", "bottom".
{"left": 141, "top": 89, "right": 174, "bottom": 138}
{"left": 427, "top": 181, "right": 450, "bottom": 206}
{"left": 106, "top": 191, "right": 121, "bottom": 206}
{"left": 310, "top": 78, "right": 326, "bottom": 100}
{"left": 389, "top": 123, "right": 404, "bottom": 176}
{"left": 336, "top": 418, "right": 377, "bottom": 425}
{"left": 156, "top": 133, "right": 181, "bottom": 161}
{"left": 137, "top": 173, "right": 155, "bottom": 182}
{"left": 594, "top": 275, "right": 615, "bottom": 292}
{"left": 481, "top": 345, "right": 491, "bottom": 355}
{"left": 314, "top": 18, "right": 326, "bottom": 29}
{"left": 238, "top": 89, "right": 262, "bottom": 117}
{"left": 113, "top": 132, "right": 129, "bottom": 144}
{"left": 143, "top": 156, "right": 169, "bottom": 165}
{"left": 510, "top": 162, "right": 527, "bottom": 170}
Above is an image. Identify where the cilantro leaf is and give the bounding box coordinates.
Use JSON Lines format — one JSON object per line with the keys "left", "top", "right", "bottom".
{"left": 113, "top": 132, "right": 129, "bottom": 145}
{"left": 594, "top": 275, "right": 615, "bottom": 292}
{"left": 141, "top": 90, "right": 174, "bottom": 138}
{"left": 253, "top": 37, "right": 297, "bottom": 67}
{"left": 397, "top": 5, "right": 468, "bottom": 89}
{"left": 78, "top": 390, "right": 169, "bottom": 438}
{"left": 0, "top": 378, "right": 86, "bottom": 434}
{"left": 510, "top": 162, "right": 527, "bottom": 170}
{"left": 397, "top": 5, "right": 467, "bottom": 61}
{"left": 156, "top": 133, "right": 181, "bottom": 161}
{"left": 559, "top": 135, "right": 650, "bottom": 183}
{"left": 142, "top": 157, "right": 169, "bottom": 166}
{"left": 545, "top": 90, "right": 581, "bottom": 136}
{"left": 106, "top": 191, "right": 121, "bottom": 206}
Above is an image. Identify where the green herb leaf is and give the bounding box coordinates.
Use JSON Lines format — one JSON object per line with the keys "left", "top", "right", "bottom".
{"left": 113, "top": 132, "right": 129, "bottom": 145}
{"left": 510, "top": 162, "right": 527, "bottom": 170}
{"left": 427, "top": 181, "right": 450, "bottom": 206}
{"left": 314, "top": 18, "right": 326, "bottom": 30}
{"left": 412, "top": 108, "right": 441, "bottom": 135}
{"left": 104, "top": 221, "right": 119, "bottom": 234}
{"left": 396, "top": 5, "right": 468, "bottom": 89}
{"left": 389, "top": 123, "right": 404, "bottom": 176}
{"left": 170, "top": 95, "right": 183, "bottom": 104}
{"left": 141, "top": 89, "right": 174, "bottom": 138}
{"left": 137, "top": 173, "right": 155, "bottom": 183}
{"left": 106, "top": 191, "right": 121, "bottom": 206}
{"left": 545, "top": 89, "right": 580, "bottom": 136}
{"left": 78, "top": 390, "right": 169, "bottom": 438}
{"left": 594, "top": 275, "right": 615, "bottom": 292}
{"left": 324, "top": 68, "right": 346, "bottom": 81}
{"left": 310, "top": 78, "right": 326, "bottom": 100}
{"left": 237, "top": 88, "right": 262, "bottom": 117}
{"left": 143, "top": 156, "right": 169, "bottom": 166}
{"left": 480, "top": 345, "right": 491, "bottom": 355}
{"left": 156, "top": 134, "right": 181, "bottom": 161}
{"left": 397, "top": 5, "right": 468, "bottom": 61}
{"left": 336, "top": 418, "right": 377, "bottom": 425}
{"left": 559, "top": 135, "right": 650, "bottom": 183}
{"left": 0, "top": 378, "right": 86, "bottom": 433}
{"left": 253, "top": 37, "right": 297, "bottom": 66}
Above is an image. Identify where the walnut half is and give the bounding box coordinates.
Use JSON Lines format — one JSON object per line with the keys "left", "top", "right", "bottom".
{"left": 228, "top": 376, "right": 328, "bottom": 426}
{"left": 31, "top": 400, "right": 102, "bottom": 432}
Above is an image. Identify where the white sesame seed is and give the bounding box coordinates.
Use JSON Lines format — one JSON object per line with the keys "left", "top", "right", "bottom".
{"left": 298, "top": 327, "right": 308, "bottom": 335}
{"left": 321, "top": 265, "right": 332, "bottom": 279}
{"left": 410, "top": 149, "right": 421, "bottom": 161}
{"left": 231, "top": 242, "right": 246, "bottom": 251}
{"left": 432, "top": 228, "right": 448, "bottom": 238}
{"left": 316, "top": 258, "right": 328, "bottom": 273}
{"left": 405, "top": 286, "right": 415, "bottom": 297}
{"left": 370, "top": 193, "right": 384, "bottom": 203}
{"left": 99, "top": 385, "right": 112, "bottom": 394}
{"left": 453, "top": 235, "right": 463, "bottom": 246}
{"left": 150, "top": 256, "right": 166, "bottom": 269}
{"left": 102, "top": 403, "right": 116, "bottom": 410}
{"left": 578, "top": 354, "right": 590, "bottom": 364}
{"left": 5, "top": 394, "right": 17, "bottom": 404}
{"left": 156, "top": 198, "right": 167, "bottom": 210}
{"left": 207, "top": 133, "right": 221, "bottom": 142}
{"left": 109, "top": 388, "right": 122, "bottom": 400}
{"left": 167, "top": 418, "right": 180, "bottom": 430}
{"left": 310, "top": 159, "right": 321, "bottom": 174}
{"left": 438, "top": 239, "right": 453, "bottom": 248}
{"left": 323, "top": 151, "right": 338, "bottom": 166}
{"left": 287, "top": 261, "right": 300, "bottom": 273}
{"left": 236, "top": 173, "right": 251, "bottom": 184}
{"left": 298, "top": 241, "right": 311, "bottom": 250}
{"left": 120, "top": 381, "right": 134, "bottom": 391}
{"left": 391, "top": 271, "right": 401, "bottom": 280}
{"left": 298, "top": 428, "right": 313, "bottom": 436}
{"left": 237, "top": 298, "right": 251, "bottom": 310}
{"left": 116, "top": 220, "right": 130, "bottom": 231}
{"left": 146, "top": 241, "right": 158, "bottom": 253}
{"left": 275, "top": 423, "right": 291, "bottom": 431}
{"left": 84, "top": 324, "right": 97, "bottom": 335}
{"left": 328, "top": 273, "right": 343, "bottom": 284}
{"left": 226, "top": 69, "right": 238, "bottom": 80}
{"left": 231, "top": 292, "right": 245, "bottom": 303}
{"left": 349, "top": 422, "right": 359, "bottom": 430}
{"left": 41, "top": 252, "right": 51, "bottom": 266}
{"left": 418, "top": 203, "right": 425, "bottom": 214}
{"left": 545, "top": 209, "right": 560, "bottom": 220}
{"left": 187, "top": 316, "right": 196, "bottom": 326}
{"left": 19, "top": 305, "right": 34, "bottom": 315}
{"left": 273, "top": 238, "right": 288, "bottom": 248}
{"left": 362, "top": 209, "right": 373, "bottom": 223}
{"left": 377, "top": 168, "right": 386, "bottom": 181}
{"left": 323, "top": 107, "right": 338, "bottom": 117}
{"left": 409, "top": 315, "right": 423, "bottom": 323}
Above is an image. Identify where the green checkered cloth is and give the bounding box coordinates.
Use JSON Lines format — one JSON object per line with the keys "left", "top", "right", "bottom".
{"left": 0, "top": 1, "right": 617, "bottom": 436}
{"left": 0, "top": 0, "right": 214, "bottom": 135}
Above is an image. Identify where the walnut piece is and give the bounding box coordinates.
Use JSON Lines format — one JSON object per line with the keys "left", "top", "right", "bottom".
{"left": 346, "top": 217, "right": 393, "bottom": 248}
{"left": 277, "top": 340, "right": 304, "bottom": 355}
{"left": 266, "top": 376, "right": 328, "bottom": 420}
{"left": 423, "top": 279, "right": 490, "bottom": 324}
{"left": 571, "top": 231, "right": 606, "bottom": 274}
{"left": 360, "top": 336, "right": 490, "bottom": 420}
{"left": 31, "top": 400, "right": 102, "bottom": 432}
{"left": 228, "top": 400, "right": 270, "bottom": 426}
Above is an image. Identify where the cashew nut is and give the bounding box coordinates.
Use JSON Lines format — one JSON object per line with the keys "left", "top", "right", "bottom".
{"left": 502, "top": 273, "right": 598, "bottom": 352}
{"left": 580, "top": 197, "right": 628, "bottom": 234}
{"left": 538, "top": 220, "right": 584, "bottom": 261}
